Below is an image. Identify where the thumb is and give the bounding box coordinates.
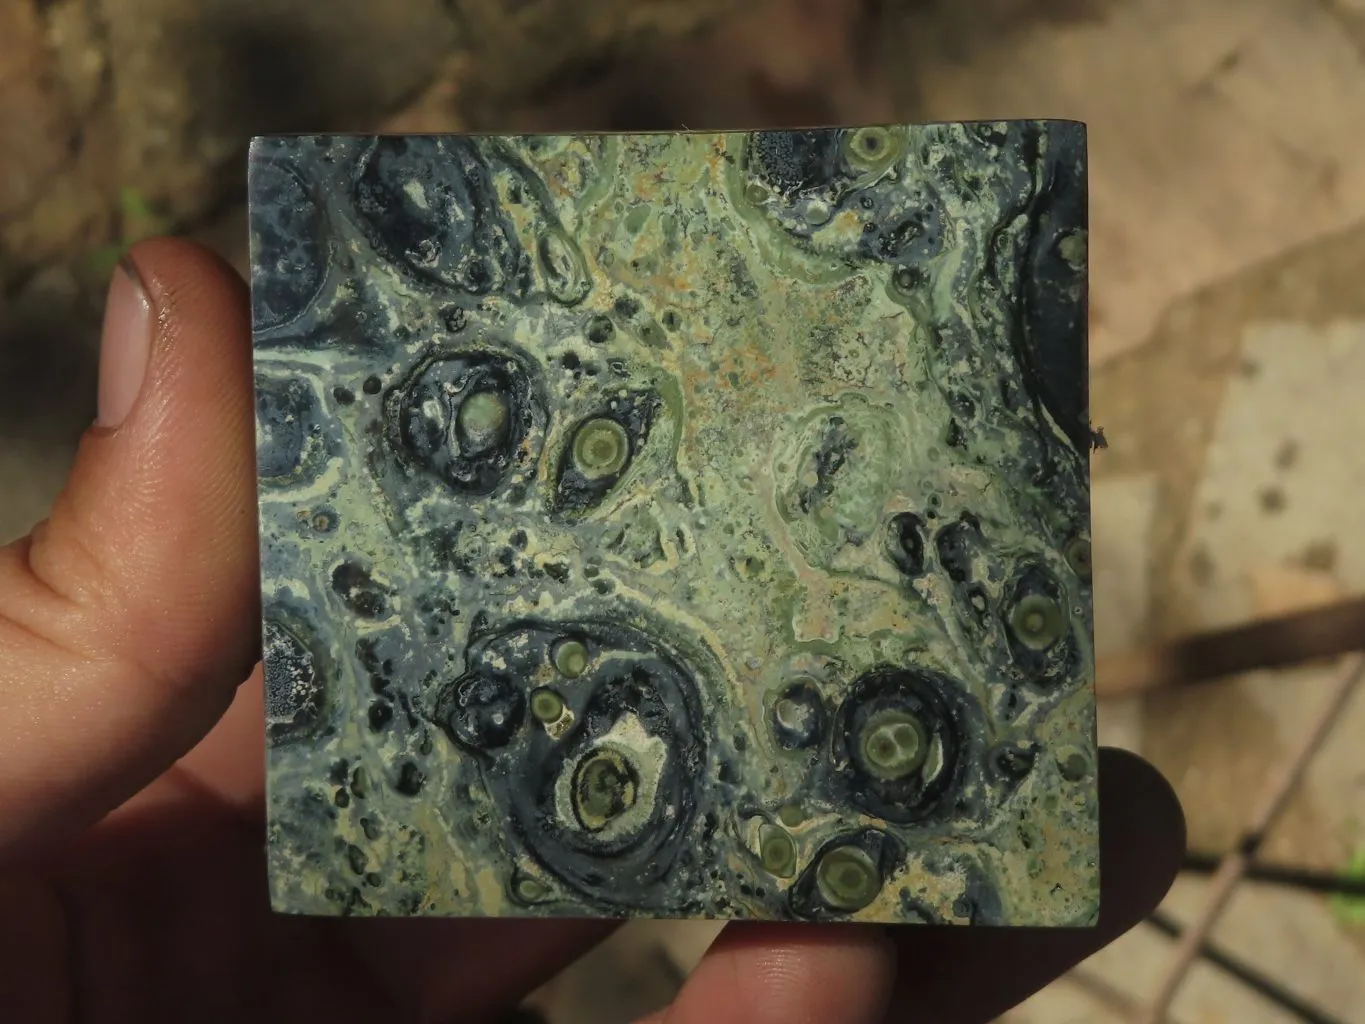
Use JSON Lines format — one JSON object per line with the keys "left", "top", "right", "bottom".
{"left": 0, "top": 238, "right": 259, "bottom": 861}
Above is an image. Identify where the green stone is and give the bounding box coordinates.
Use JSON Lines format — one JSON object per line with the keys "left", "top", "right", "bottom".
{"left": 1065, "top": 536, "right": 1092, "bottom": 580}
{"left": 816, "top": 845, "right": 882, "bottom": 912}
{"left": 251, "top": 124, "right": 1097, "bottom": 926}
{"left": 572, "top": 418, "right": 630, "bottom": 479}
{"left": 759, "top": 824, "right": 797, "bottom": 878}
{"left": 552, "top": 639, "right": 589, "bottom": 678}
{"left": 858, "top": 710, "right": 929, "bottom": 780}
{"left": 529, "top": 687, "right": 565, "bottom": 723}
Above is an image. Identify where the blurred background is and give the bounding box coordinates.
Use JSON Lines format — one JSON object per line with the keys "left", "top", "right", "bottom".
{"left": 4, "top": 0, "right": 1365, "bottom": 1020}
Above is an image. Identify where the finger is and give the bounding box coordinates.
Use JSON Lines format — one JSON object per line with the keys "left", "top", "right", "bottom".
{"left": 341, "top": 916, "right": 619, "bottom": 1023}
{"left": 643, "top": 924, "right": 895, "bottom": 1024}
{"left": 171, "top": 664, "right": 268, "bottom": 815}
{"left": 884, "top": 747, "right": 1185, "bottom": 1022}
{"left": 642, "top": 748, "right": 1181, "bottom": 1024}
{"left": 0, "top": 238, "right": 259, "bottom": 861}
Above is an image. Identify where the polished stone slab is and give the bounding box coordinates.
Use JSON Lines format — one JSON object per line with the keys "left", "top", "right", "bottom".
{"left": 249, "top": 124, "right": 1096, "bottom": 924}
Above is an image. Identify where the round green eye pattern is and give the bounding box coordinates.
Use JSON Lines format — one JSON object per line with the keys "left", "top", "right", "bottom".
{"left": 1010, "top": 593, "right": 1067, "bottom": 650}
{"left": 1065, "top": 536, "right": 1092, "bottom": 580}
{"left": 529, "top": 687, "right": 565, "bottom": 724}
{"left": 573, "top": 749, "right": 638, "bottom": 831}
{"left": 816, "top": 845, "right": 882, "bottom": 912}
{"left": 842, "top": 126, "right": 902, "bottom": 174}
{"left": 572, "top": 418, "right": 630, "bottom": 479}
{"left": 858, "top": 709, "right": 930, "bottom": 781}
{"left": 457, "top": 389, "right": 510, "bottom": 455}
{"left": 759, "top": 824, "right": 797, "bottom": 878}
{"left": 515, "top": 876, "right": 549, "bottom": 901}
{"left": 552, "top": 639, "right": 589, "bottom": 678}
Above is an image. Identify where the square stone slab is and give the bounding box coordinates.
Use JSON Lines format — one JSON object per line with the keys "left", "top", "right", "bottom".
{"left": 248, "top": 125, "right": 1097, "bottom": 925}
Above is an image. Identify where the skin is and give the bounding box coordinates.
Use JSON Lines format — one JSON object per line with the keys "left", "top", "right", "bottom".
{"left": 0, "top": 238, "right": 1185, "bottom": 1023}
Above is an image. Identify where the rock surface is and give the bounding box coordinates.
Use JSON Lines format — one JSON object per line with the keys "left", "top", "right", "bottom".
{"left": 251, "top": 125, "right": 1097, "bottom": 924}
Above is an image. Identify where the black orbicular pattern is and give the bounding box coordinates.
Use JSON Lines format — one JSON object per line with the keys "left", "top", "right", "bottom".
{"left": 442, "top": 669, "right": 525, "bottom": 750}
{"left": 263, "top": 614, "right": 326, "bottom": 738}
{"left": 255, "top": 373, "right": 330, "bottom": 488}
{"left": 433, "top": 620, "right": 709, "bottom": 911}
{"left": 789, "top": 828, "right": 904, "bottom": 920}
{"left": 743, "top": 128, "right": 945, "bottom": 271}
{"left": 748, "top": 130, "right": 843, "bottom": 196}
{"left": 885, "top": 511, "right": 926, "bottom": 578}
{"left": 354, "top": 137, "right": 530, "bottom": 297}
{"left": 386, "top": 349, "right": 544, "bottom": 496}
{"left": 933, "top": 513, "right": 981, "bottom": 585}
{"left": 830, "top": 666, "right": 971, "bottom": 825}
{"left": 250, "top": 158, "right": 327, "bottom": 329}
{"left": 553, "top": 389, "right": 660, "bottom": 513}
{"left": 1017, "top": 127, "right": 1089, "bottom": 453}
{"left": 1003, "top": 564, "right": 1078, "bottom": 689}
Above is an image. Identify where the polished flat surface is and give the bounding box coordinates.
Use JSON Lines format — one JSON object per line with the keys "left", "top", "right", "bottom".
{"left": 248, "top": 126, "right": 1095, "bottom": 923}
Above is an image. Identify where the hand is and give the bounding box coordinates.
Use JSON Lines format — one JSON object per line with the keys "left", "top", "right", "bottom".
{"left": 0, "top": 239, "right": 1184, "bottom": 1024}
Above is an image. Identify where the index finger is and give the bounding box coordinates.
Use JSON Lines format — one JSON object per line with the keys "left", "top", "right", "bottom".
{"left": 647, "top": 748, "right": 1184, "bottom": 1024}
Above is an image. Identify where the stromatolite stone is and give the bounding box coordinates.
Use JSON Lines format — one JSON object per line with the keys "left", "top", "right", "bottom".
{"left": 250, "top": 124, "right": 1097, "bottom": 925}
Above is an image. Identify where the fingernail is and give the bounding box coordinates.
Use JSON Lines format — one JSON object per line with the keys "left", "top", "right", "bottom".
{"left": 96, "top": 255, "right": 153, "bottom": 429}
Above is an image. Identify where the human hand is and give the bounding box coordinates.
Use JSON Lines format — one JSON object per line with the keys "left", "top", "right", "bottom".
{"left": 0, "top": 239, "right": 1184, "bottom": 1023}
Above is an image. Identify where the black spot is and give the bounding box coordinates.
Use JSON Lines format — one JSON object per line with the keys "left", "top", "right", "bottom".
{"left": 363, "top": 375, "right": 382, "bottom": 395}
{"left": 367, "top": 701, "right": 393, "bottom": 731}
{"left": 395, "top": 761, "right": 425, "bottom": 796}
{"left": 332, "top": 386, "right": 355, "bottom": 405}
{"left": 990, "top": 743, "right": 1036, "bottom": 780}
{"left": 553, "top": 391, "right": 660, "bottom": 515}
{"left": 886, "top": 512, "right": 926, "bottom": 578}
{"left": 797, "top": 417, "right": 857, "bottom": 514}
{"left": 613, "top": 295, "right": 640, "bottom": 318}
{"left": 442, "top": 668, "right": 526, "bottom": 750}
{"left": 509, "top": 529, "right": 528, "bottom": 550}
{"left": 346, "top": 844, "right": 367, "bottom": 875}
{"left": 585, "top": 313, "right": 615, "bottom": 344}
{"left": 748, "top": 130, "right": 841, "bottom": 196}
{"left": 331, "top": 561, "right": 390, "bottom": 619}
{"left": 442, "top": 306, "right": 467, "bottom": 333}
{"left": 934, "top": 515, "right": 980, "bottom": 584}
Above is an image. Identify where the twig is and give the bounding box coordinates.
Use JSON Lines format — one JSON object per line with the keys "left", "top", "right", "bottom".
{"left": 1181, "top": 852, "right": 1365, "bottom": 897}
{"left": 1136, "top": 654, "right": 1365, "bottom": 1023}
{"left": 1145, "top": 912, "right": 1349, "bottom": 1024}
{"left": 1097, "top": 596, "right": 1365, "bottom": 699}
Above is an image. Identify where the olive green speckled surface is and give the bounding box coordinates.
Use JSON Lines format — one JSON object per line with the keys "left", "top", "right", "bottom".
{"left": 249, "top": 124, "right": 1096, "bottom": 925}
